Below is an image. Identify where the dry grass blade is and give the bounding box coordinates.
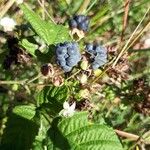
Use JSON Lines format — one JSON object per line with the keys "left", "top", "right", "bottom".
{"left": 85, "top": 0, "right": 97, "bottom": 14}
{"left": 126, "top": 21, "right": 150, "bottom": 51}
{"left": 77, "top": 0, "right": 91, "bottom": 14}
{"left": 120, "top": 0, "right": 131, "bottom": 42}
{"left": 112, "top": 7, "right": 150, "bottom": 67}
{"left": 37, "top": 0, "right": 56, "bottom": 24}
{"left": 41, "top": 0, "right": 45, "bottom": 20}
{"left": 115, "top": 129, "right": 143, "bottom": 141}
{"left": 0, "top": 0, "right": 16, "bottom": 18}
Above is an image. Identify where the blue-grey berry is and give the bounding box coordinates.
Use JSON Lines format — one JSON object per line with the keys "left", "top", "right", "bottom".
{"left": 69, "top": 20, "right": 77, "bottom": 28}
{"left": 86, "top": 43, "right": 94, "bottom": 51}
{"left": 85, "top": 43, "right": 107, "bottom": 69}
{"left": 92, "top": 63, "right": 100, "bottom": 70}
{"left": 69, "top": 15, "right": 90, "bottom": 32}
{"left": 66, "top": 57, "right": 76, "bottom": 67}
{"left": 63, "top": 65, "right": 72, "bottom": 72}
{"left": 56, "top": 47, "right": 67, "bottom": 56}
{"left": 74, "top": 15, "right": 86, "bottom": 23}
{"left": 57, "top": 60, "right": 66, "bottom": 67}
{"left": 55, "top": 42, "right": 81, "bottom": 72}
{"left": 78, "top": 23, "right": 88, "bottom": 31}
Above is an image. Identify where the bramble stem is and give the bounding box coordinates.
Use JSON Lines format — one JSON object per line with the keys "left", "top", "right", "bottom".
{"left": 0, "top": 80, "right": 27, "bottom": 85}
{"left": 0, "top": 74, "right": 41, "bottom": 85}
{"left": 26, "top": 74, "right": 42, "bottom": 84}
{"left": 66, "top": 69, "right": 81, "bottom": 81}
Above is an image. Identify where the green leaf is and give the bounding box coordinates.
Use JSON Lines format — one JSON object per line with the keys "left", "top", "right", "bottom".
{"left": 36, "top": 85, "right": 69, "bottom": 106}
{"left": 47, "top": 112, "right": 123, "bottom": 150}
{"left": 0, "top": 113, "right": 39, "bottom": 150}
{"left": 91, "top": 4, "right": 109, "bottom": 26}
{"left": 68, "top": 0, "right": 84, "bottom": 14}
{"left": 13, "top": 105, "right": 36, "bottom": 120}
{"left": 19, "top": 39, "right": 38, "bottom": 57}
{"left": 143, "top": 130, "right": 150, "bottom": 144}
{"left": 56, "top": 0, "right": 84, "bottom": 15}
{"left": 36, "top": 85, "right": 69, "bottom": 117}
{"left": 56, "top": 0, "right": 68, "bottom": 12}
{"left": 20, "top": 4, "right": 71, "bottom": 45}
{"left": 32, "top": 112, "right": 51, "bottom": 150}
{"left": 48, "top": 85, "right": 69, "bottom": 103}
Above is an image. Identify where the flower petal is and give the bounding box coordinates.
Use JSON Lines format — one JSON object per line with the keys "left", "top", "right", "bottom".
{"left": 63, "top": 101, "right": 70, "bottom": 109}
{"left": 70, "top": 102, "right": 76, "bottom": 111}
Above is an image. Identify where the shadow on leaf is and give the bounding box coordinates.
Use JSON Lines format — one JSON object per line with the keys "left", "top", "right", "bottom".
{"left": 0, "top": 113, "right": 39, "bottom": 150}
{"left": 47, "top": 117, "right": 71, "bottom": 150}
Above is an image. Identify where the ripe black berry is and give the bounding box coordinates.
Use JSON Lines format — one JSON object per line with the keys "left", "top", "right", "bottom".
{"left": 55, "top": 42, "right": 81, "bottom": 72}
{"left": 86, "top": 43, "right": 107, "bottom": 70}
{"left": 69, "top": 15, "right": 90, "bottom": 32}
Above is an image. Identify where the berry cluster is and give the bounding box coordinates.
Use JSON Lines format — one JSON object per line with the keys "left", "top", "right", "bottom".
{"left": 86, "top": 43, "right": 107, "bottom": 70}
{"left": 55, "top": 42, "right": 81, "bottom": 72}
{"left": 69, "top": 15, "right": 89, "bottom": 32}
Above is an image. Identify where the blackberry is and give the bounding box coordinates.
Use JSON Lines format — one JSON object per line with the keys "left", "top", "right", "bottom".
{"left": 86, "top": 43, "right": 107, "bottom": 70}
{"left": 69, "top": 15, "right": 90, "bottom": 32}
{"left": 55, "top": 42, "right": 81, "bottom": 72}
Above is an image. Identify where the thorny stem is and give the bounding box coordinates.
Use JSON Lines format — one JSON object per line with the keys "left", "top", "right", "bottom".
{"left": 0, "top": 74, "right": 41, "bottom": 85}
{"left": 26, "top": 74, "right": 42, "bottom": 84}
{"left": 65, "top": 69, "right": 81, "bottom": 81}
{"left": 0, "top": 80, "right": 27, "bottom": 85}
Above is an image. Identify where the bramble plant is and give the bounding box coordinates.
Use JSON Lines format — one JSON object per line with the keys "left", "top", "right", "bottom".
{"left": 0, "top": 0, "right": 150, "bottom": 150}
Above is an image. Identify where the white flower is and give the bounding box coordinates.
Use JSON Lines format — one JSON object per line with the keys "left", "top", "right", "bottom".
{"left": 0, "top": 17, "right": 16, "bottom": 32}
{"left": 144, "top": 38, "right": 150, "bottom": 48}
{"left": 59, "top": 101, "right": 76, "bottom": 117}
{"left": 16, "top": 0, "right": 23, "bottom": 4}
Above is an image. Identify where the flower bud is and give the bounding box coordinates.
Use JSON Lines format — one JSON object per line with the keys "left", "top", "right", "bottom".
{"left": 52, "top": 76, "right": 64, "bottom": 87}
{"left": 80, "top": 60, "right": 88, "bottom": 70}
{"left": 79, "top": 89, "right": 90, "bottom": 99}
{"left": 93, "top": 69, "right": 102, "bottom": 77}
{"left": 41, "top": 63, "right": 54, "bottom": 77}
